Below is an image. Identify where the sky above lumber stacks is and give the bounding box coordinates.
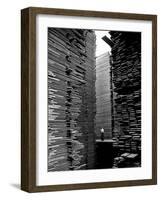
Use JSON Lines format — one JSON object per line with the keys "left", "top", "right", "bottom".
{"left": 95, "top": 30, "right": 111, "bottom": 57}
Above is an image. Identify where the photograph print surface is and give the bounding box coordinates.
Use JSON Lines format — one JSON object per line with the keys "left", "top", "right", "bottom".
{"left": 48, "top": 28, "right": 141, "bottom": 172}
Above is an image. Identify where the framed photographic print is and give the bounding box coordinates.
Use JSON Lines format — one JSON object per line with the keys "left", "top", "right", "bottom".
{"left": 21, "top": 7, "right": 157, "bottom": 192}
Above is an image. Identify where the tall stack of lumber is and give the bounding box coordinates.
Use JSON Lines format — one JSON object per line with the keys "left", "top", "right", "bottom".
{"left": 48, "top": 28, "right": 96, "bottom": 171}
{"left": 95, "top": 52, "right": 112, "bottom": 139}
{"left": 109, "top": 31, "right": 141, "bottom": 158}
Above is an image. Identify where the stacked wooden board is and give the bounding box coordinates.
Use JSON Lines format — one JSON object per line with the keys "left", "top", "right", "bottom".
{"left": 48, "top": 28, "right": 96, "bottom": 171}
{"left": 109, "top": 31, "right": 141, "bottom": 163}
{"left": 95, "top": 52, "right": 112, "bottom": 139}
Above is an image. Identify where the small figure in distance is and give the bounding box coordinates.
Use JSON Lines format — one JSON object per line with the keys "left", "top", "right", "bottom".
{"left": 100, "top": 128, "right": 104, "bottom": 141}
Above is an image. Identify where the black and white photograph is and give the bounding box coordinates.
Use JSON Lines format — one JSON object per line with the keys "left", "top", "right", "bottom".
{"left": 48, "top": 28, "right": 141, "bottom": 172}
{"left": 21, "top": 7, "right": 157, "bottom": 192}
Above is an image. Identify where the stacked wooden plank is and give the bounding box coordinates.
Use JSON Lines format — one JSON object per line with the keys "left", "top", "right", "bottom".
{"left": 109, "top": 31, "right": 141, "bottom": 158}
{"left": 48, "top": 28, "right": 96, "bottom": 171}
{"left": 95, "top": 52, "right": 112, "bottom": 139}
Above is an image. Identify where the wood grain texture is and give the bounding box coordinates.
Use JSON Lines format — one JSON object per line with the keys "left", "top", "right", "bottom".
{"left": 21, "top": 7, "right": 36, "bottom": 192}
{"left": 21, "top": 7, "right": 157, "bottom": 192}
{"left": 21, "top": 8, "right": 30, "bottom": 192}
